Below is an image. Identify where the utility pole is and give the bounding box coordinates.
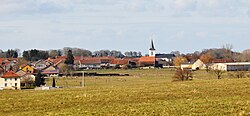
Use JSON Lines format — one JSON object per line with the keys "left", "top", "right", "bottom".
{"left": 82, "top": 71, "right": 85, "bottom": 87}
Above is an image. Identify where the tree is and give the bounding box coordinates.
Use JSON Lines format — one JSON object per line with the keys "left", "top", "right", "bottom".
{"left": 65, "top": 50, "right": 74, "bottom": 65}
{"left": 200, "top": 53, "right": 213, "bottom": 64}
{"left": 200, "top": 53, "right": 214, "bottom": 72}
{"left": 211, "top": 69, "right": 225, "bottom": 79}
{"left": 52, "top": 77, "right": 56, "bottom": 87}
{"left": 49, "top": 50, "right": 61, "bottom": 58}
{"left": 171, "top": 51, "right": 181, "bottom": 57}
{"left": 22, "top": 75, "right": 35, "bottom": 88}
{"left": 173, "top": 68, "right": 193, "bottom": 81}
{"left": 23, "top": 51, "right": 30, "bottom": 61}
{"left": 13, "top": 58, "right": 28, "bottom": 72}
{"left": 237, "top": 49, "right": 250, "bottom": 62}
{"left": 35, "top": 71, "right": 45, "bottom": 87}
{"left": 6, "top": 49, "right": 18, "bottom": 58}
{"left": 73, "top": 48, "right": 92, "bottom": 57}
{"left": 173, "top": 56, "right": 188, "bottom": 66}
{"left": 58, "top": 63, "right": 70, "bottom": 75}
{"left": 210, "top": 65, "right": 225, "bottom": 79}
{"left": 222, "top": 44, "right": 233, "bottom": 59}
{"left": 23, "top": 49, "right": 49, "bottom": 61}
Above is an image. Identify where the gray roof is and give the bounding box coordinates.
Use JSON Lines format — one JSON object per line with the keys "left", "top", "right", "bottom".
{"left": 156, "top": 54, "right": 175, "bottom": 58}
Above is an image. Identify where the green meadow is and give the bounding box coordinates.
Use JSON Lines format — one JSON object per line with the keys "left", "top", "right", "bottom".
{"left": 0, "top": 69, "right": 250, "bottom": 115}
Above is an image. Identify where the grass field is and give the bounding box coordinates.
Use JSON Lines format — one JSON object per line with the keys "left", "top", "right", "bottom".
{"left": 0, "top": 69, "right": 250, "bottom": 115}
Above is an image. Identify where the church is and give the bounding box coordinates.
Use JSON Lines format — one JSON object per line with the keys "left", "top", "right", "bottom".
{"left": 139, "top": 40, "right": 176, "bottom": 67}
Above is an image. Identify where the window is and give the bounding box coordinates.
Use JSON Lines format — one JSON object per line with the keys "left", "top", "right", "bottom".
{"left": 5, "top": 83, "right": 7, "bottom": 87}
{"left": 10, "top": 78, "right": 12, "bottom": 81}
{"left": 5, "top": 78, "right": 7, "bottom": 81}
{"left": 15, "top": 78, "right": 17, "bottom": 81}
{"left": 15, "top": 83, "right": 17, "bottom": 87}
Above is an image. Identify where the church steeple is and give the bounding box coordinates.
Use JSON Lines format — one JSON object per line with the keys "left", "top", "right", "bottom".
{"left": 149, "top": 40, "right": 155, "bottom": 50}
{"left": 149, "top": 40, "right": 156, "bottom": 57}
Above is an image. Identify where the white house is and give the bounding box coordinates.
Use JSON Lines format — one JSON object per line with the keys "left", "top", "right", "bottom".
{"left": 181, "top": 63, "right": 192, "bottom": 70}
{"left": 0, "top": 71, "right": 21, "bottom": 90}
{"left": 192, "top": 59, "right": 206, "bottom": 70}
{"left": 181, "top": 59, "right": 206, "bottom": 70}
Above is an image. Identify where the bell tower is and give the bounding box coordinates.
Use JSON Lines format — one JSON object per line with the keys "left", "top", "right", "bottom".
{"left": 149, "top": 40, "right": 156, "bottom": 57}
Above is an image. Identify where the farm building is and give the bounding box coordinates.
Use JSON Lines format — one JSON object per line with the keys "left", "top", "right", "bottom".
{"left": 181, "top": 59, "right": 206, "bottom": 70}
{"left": 210, "top": 62, "right": 250, "bottom": 71}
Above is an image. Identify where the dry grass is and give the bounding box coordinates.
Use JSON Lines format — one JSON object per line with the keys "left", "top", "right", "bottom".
{"left": 0, "top": 69, "right": 249, "bottom": 115}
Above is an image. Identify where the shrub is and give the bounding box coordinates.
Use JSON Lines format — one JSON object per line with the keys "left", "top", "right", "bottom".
{"left": 173, "top": 68, "right": 193, "bottom": 81}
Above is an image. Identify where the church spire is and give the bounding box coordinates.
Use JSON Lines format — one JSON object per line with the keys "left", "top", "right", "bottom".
{"left": 149, "top": 40, "right": 155, "bottom": 50}
{"left": 149, "top": 40, "right": 156, "bottom": 57}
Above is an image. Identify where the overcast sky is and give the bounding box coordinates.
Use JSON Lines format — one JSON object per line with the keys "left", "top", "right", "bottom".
{"left": 1, "top": 0, "right": 250, "bottom": 54}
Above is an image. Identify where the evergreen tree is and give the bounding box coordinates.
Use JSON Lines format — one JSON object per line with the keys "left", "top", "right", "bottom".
{"left": 23, "top": 51, "right": 30, "bottom": 61}
{"left": 35, "top": 71, "right": 45, "bottom": 87}
{"left": 13, "top": 51, "right": 18, "bottom": 58}
{"left": 52, "top": 77, "right": 56, "bottom": 87}
{"left": 65, "top": 50, "right": 74, "bottom": 65}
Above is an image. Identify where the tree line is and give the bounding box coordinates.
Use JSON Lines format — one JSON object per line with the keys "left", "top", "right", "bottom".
{"left": 1, "top": 45, "right": 250, "bottom": 62}
{"left": 0, "top": 47, "right": 143, "bottom": 61}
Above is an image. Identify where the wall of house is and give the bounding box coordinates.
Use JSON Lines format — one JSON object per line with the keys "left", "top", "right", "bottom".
{"left": 22, "top": 66, "right": 34, "bottom": 73}
{"left": 192, "top": 60, "right": 205, "bottom": 70}
{"left": 0, "top": 78, "right": 4, "bottom": 88}
{"left": 0, "top": 77, "right": 21, "bottom": 90}
{"left": 181, "top": 64, "right": 192, "bottom": 70}
{"left": 210, "top": 63, "right": 227, "bottom": 71}
{"left": 227, "top": 64, "right": 250, "bottom": 71}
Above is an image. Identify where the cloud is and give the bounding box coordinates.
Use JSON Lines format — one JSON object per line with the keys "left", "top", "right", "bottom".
{"left": 195, "top": 32, "right": 208, "bottom": 39}
{"left": 0, "top": 0, "right": 250, "bottom": 17}
{"left": 173, "top": 0, "right": 196, "bottom": 11}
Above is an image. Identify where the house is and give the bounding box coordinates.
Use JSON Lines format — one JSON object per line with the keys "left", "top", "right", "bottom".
{"left": 75, "top": 57, "right": 115, "bottom": 70}
{"left": 180, "top": 63, "right": 193, "bottom": 70}
{"left": 77, "top": 58, "right": 102, "bottom": 69}
{"left": 0, "top": 58, "right": 15, "bottom": 73}
{"left": 0, "top": 70, "right": 21, "bottom": 90}
{"left": 192, "top": 59, "right": 206, "bottom": 70}
{"left": 181, "top": 59, "right": 206, "bottom": 70}
{"left": 155, "top": 54, "right": 176, "bottom": 67}
{"left": 16, "top": 70, "right": 36, "bottom": 87}
{"left": 210, "top": 62, "right": 250, "bottom": 71}
{"left": 16, "top": 70, "right": 27, "bottom": 77}
{"left": 42, "top": 65, "right": 60, "bottom": 77}
{"left": 110, "top": 59, "right": 129, "bottom": 69}
{"left": 21, "top": 65, "right": 35, "bottom": 74}
{"left": 33, "top": 60, "right": 53, "bottom": 70}
{"left": 138, "top": 56, "right": 155, "bottom": 67}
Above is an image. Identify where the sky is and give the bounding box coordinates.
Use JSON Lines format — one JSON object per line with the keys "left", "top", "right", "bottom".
{"left": 0, "top": 0, "right": 250, "bottom": 55}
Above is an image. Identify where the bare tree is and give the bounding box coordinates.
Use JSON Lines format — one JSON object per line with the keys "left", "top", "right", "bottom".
{"left": 173, "top": 68, "right": 193, "bottom": 81}
{"left": 21, "top": 75, "right": 35, "bottom": 88}
{"left": 212, "top": 69, "right": 225, "bottom": 79}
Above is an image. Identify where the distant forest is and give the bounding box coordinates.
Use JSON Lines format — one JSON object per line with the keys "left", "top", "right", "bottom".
{"left": 1, "top": 45, "right": 250, "bottom": 62}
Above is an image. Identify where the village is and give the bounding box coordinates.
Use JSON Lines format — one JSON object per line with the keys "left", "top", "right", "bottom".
{"left": 0, "top": 41, "right": 250, "bottom": 90}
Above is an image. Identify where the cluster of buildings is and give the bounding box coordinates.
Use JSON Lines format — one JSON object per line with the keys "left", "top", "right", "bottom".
{"left": 1, "top": 40, "right": 250, "bottom": 90}
{"left": 0, "top": 40, "right": 176, "bottom": 90}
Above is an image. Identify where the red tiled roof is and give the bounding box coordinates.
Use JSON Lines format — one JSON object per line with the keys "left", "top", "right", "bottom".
{"left": 1, "top": 71, "right": 19, "bottom": 78}
{"left": 42, "top": 70, "right": 59, "bottom": 74}
{"left": 80, "top": 59, "right": 101, "bottom": 64}
{"left": 55, "top": 56, "right": 67, "bottom": 59}
{"left": 111, "top": 59, "right": 129, "bottom": 65}
{"left": 212, "top": 59, "right": 235, "bottom": 63}
{"left": 139, "top": 56, "right": 155, "bottom": 62}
